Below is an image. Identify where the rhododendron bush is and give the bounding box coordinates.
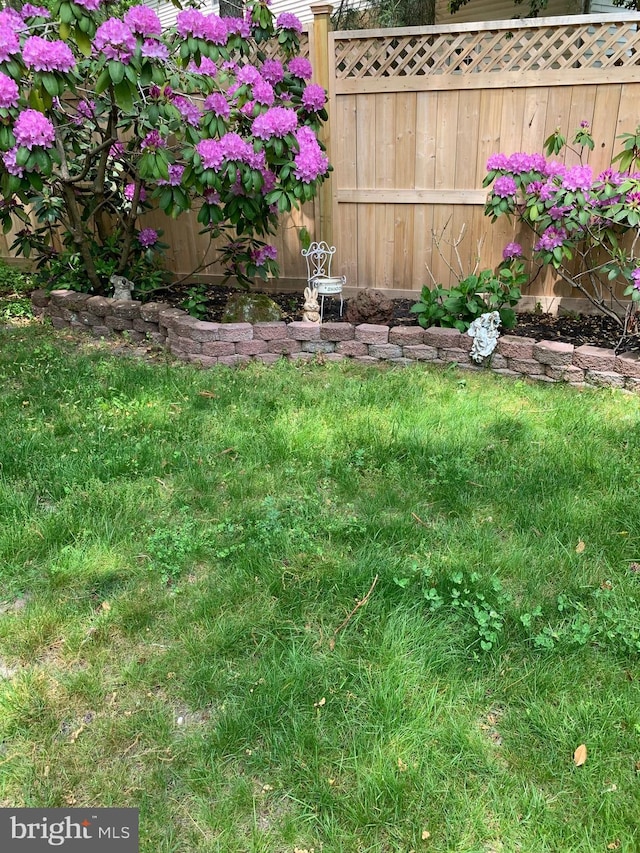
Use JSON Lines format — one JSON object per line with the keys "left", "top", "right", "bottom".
{"left": 484, "top": 124, "right": 640, "bottom": 327}
{"left": 0, "top": 0, "right": 329, "bottom": 293}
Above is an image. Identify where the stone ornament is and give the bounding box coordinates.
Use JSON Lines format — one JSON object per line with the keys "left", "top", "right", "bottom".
{"left": 467, "top": 311, "right": 501, "bottom": 363}
{"left": 302, "top": 286, "right": 321, "bottom": 323}
{"left": 110, "top": 274, "right": 134, "bottom": 301}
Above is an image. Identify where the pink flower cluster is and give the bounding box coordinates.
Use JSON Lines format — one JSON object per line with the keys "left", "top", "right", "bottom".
{"left": 124, "top": 5, "right": 162, "bottom": 37}
{"left": 197, "top": 132, "right": 254, "bottom": 170}
{"left": 0, "top": 72, "right": 19, "bottom": 109}
{"left": 253, "top": 244, "right": 278, "bottom": 265}
{"left": 487, "top": 152, "right": 547, "bottom": 174}
{"left": 23, "top": 36, "right": 76, "bottom": 73}
{"left": 138, "top": 228, "right": 158, "bottom": 248}
{"left": 124, "top": 184, "right": 146, "bottom": 202}
{"left": 141, "top": 130, "right": 166, "bottom": 150}
{"left": 302, "top": 84, "right": 326, "bottom": 112}
{"left": 157, "top": 164, "right": 185, "bottom": 187}
{"left": 14, "top": 109, "right": 55, "bottom": 150}
{"left": 174, "top": 95, "right": 201, "bottom": 128}
{"left": 287, "top": 57, "right": 312, "bottom": 80}
{"left": 535, "top": 226, "right": 567, "bottom": 252}
{"left": 2, "top": 146, "right": 23, "bottom": 177}
{"left": 493, "top": 175, "right": 517, "bottom": 197}
{"left": 74, "top": 0, "right": 101, "bottom": 10}
{"left": 561, "top": 164, "right": 592, "bottom": 192}
{"left": 252, "top": 107, "right": 297, "bottom": 140}
{"left": 293, "top": 126, "right": 328, "bottom": 183}
{"left": 21, "top": 4, "right": 50, "bottom": 18}
{"left": 502, "top": 242, "right": 522, "bottom": 260}
{"left": 94, "top": 18, "right": 137, "bottom": 63}
{"left": 276, "top": 12, "right": 302, "bottom": 32}
{"left": 141, "top": 39, "right": 168, "bottom": 60}
{"left": 261, "top": 59, "right": 284, "bottom": 85}
{"left": 631, "top": 268, "right": 640, "bottom": 291}
{"left": 0, "top": 23, "right": 20, "bottom": 63}
{"left": 176, "top": 10, "right": 227, "bottom": 45}
{"left": 204, "top": 92, "right": 230, "bottom": 118}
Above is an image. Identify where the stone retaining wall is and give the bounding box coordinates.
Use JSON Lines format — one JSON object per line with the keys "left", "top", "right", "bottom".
{"left": 31, "top": 289, "right": 640, "bottom": 391}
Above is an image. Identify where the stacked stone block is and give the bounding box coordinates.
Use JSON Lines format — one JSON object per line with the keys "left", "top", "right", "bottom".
{"left": 31, "top": 289, "right": 640, "bottom": 392}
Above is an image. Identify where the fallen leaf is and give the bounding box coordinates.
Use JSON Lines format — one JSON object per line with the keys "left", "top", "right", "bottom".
{"left": 421, "top": 830, "right": 431, "bottom": 841}
{"left": 197, "top": 390, "right": 216, "bottom": 398}
{"left": 607, "top": 840, "right": 621, "bottom": 850}
{"left": 314, "top": 697, "right": 326, "bottom": 708}
{"left": 397, "top": 757, "right": 407, "bottom": 772}
{"left": 100, "top": 600, "right": 111, "bottom": 611}
{"left": 328, "top": 637, "right": 336, "bottom": 651}
{"left": 574, "top": 743, "right": 588, "bottom": 766}
{"left": 576, "top": 540, "right": 585, "bottom": 554}
{"left": 262, "top": 783, "right": 273, "bottom": 792}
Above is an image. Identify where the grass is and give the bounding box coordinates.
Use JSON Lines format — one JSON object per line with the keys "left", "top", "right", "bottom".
{"left": 1, "top": 321, "right": 640, "bottom": 852}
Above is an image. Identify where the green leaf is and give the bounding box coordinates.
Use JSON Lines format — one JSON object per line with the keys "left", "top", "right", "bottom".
{"left": 74, "top": 27, "right": 92, "bottom": 57}
{"left": 95, "top": 67, "right": 111, "bottom": 95}
{"left": 114, "top": 80, "right": 134, "bottom": 112}
{"left": 41, "top": 73, "right": 61, "bottom": 97}
{"left": 109, "top": 61, "right": 125, "bottom": 86}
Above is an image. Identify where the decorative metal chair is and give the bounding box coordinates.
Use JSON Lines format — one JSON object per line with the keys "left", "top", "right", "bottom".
{"left": 301, "top": 241, "right": 345, "bottom": 323}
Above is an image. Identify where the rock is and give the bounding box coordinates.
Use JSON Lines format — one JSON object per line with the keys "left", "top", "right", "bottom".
{"left": 345, "top": 288, "right": 394, "bottom": 325}
{"left": 221, "top": 292, "right": 282, "bottom": 324}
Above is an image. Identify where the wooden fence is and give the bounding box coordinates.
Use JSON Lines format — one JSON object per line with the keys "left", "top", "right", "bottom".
{"left": 325, "top": 11, "right": 640, "bottom": 308}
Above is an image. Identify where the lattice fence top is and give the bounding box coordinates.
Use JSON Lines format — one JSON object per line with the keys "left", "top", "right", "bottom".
{"left": 333, "top": 18, "right": 640, "bottom": 78}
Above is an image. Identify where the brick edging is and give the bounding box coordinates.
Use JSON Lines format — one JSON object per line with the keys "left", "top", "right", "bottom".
{"left": 31, "top": 289, "right": 640, "bottom": 392}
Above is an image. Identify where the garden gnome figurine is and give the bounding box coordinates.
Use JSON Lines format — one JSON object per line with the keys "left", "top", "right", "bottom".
{"left": 302, "top": 285, "right": 320, "bottom": 323}
{"left": 467, "top": 311, "right": 501, "bottom": 363}
{"left": 110, "top": 274, "right": 133, "bottom": 301}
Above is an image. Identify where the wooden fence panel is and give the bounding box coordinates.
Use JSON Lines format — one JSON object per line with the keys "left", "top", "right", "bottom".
{"left": 328, "top": 12, "right": 640, "bottom": 307}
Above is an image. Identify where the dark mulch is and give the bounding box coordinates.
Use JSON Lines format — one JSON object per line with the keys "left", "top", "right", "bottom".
{"left": 156, "top": 284, "right": 640, "bottom": 354}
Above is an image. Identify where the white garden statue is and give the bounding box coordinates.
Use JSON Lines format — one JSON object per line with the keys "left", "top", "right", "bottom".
{"left": 110, "top": 274, "right": 134, "bottom": 301}
{"left": 467, "top": 311, "right": 501, "bottom": 363}
{"left": 302, "top": 286, "right": 321, "bottom": 323}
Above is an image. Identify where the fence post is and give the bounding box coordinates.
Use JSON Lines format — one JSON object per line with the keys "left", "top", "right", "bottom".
{"left": 310, "top": 2, "right": 333, "bottom": 247}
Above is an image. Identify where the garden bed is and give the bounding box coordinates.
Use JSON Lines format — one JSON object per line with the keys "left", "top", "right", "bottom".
{"left": 156, "top": 284, "right": 639, "bottom": 354}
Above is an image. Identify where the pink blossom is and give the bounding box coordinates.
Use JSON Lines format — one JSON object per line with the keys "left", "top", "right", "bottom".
{"left": 138, "top": 228, "right": 158, "bottom": 248}
{"left": 197, "top": 138, "right": 224, "bottom": 171}
{"left": 237, "top": 65, "right": 261, "bottom": 85}
{"left": 14, "top": 109, "right": 55, "bottom": 150}
{"left": 253, "top": 244, "right": 278, "bottom": 265}
{"left": 293, "top": 125, "right": 328, "bottom": 183}
{"left": 631, "top": 268, "right": 640, "bottom": 290}
{"left": 196, "top": 57, "right": 218, "bottom": 76}
{"left": 276, "top": 12, "right": 302, "bottom": 31}
{"left": 23, "top": 36, "right": 76, "bottom": 73}
{"left": 486, "top": 153, "right": 509, "bottom": 171}
{"left": 251, "top": 106, "right": 298, "bottom": 139}
{"left": 94, "top": 18, "right": 136, "bottom": 63}
{"left": 493, "top": 175, "right": 517, "bottom": 197}
{"left": 21, "top": 4, "right": 50, "bottom": 18}
{"left": 561, "top": 164, "right": 592, "bottom": 192}
{"left": 124, "top": 183, "right": 146, "bottom": 202}
{"left": 0, "top": 8, "right": 24, "bottom": 30}
{"left": 204, "top": 14, "right": 228, "bottom": 45}
{"left": 535, "top": 226, "right": 567, "bottom": 252}
{"left": 176, "top": 9, "right": 208, "bottom": 38}
{"left": 141, "top": 39, "right": 168, "bottom": 60}
{"left": 204, "top": 92, "right": 230, "bottom": 118}
{"left": 141, "top": 130, "right": 166, "bottom": 150}
{"left": 597, "top": 168, "right": 625, "bottom": 186}
{"left": 0, "top": 72, "right": 19, "bottom": 109}
{"left": 0, "top": 24, "right": 20, "bottom": 62}
{"left": 261, "top": 59, "right": 284, "bottom": 85}
{"left": 502, "top": 242, "right": 522, "bottom": 260}
{"left": 2, "top": 146, "right": 23, "bottom": 177}
{"left": 301, "top": 84, "right": 326, "bottom": 111}
{"left": 252, "top": 79, "right": 274, "bottom": 106}
{"left": 287, "top": 57, "right": 312, "bottom": 80}
{"left": 157, "top": 164, "right": 184, "bottom": 186}
{"left": 124, "top": 5, "right": 162, "bottom": 36}
{"left": 74, "top": 0, "right": 101, "bottom": 10}
{"left": 225, "top": 17, "right": 250, "bottom": 38}
{"left": 174, "top": 95, "right": 201, "bottom": 127}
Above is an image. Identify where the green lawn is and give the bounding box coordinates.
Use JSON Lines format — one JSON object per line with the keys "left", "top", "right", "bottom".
{"left": 1, "top": 322, "right": 639, "bottom": 852}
